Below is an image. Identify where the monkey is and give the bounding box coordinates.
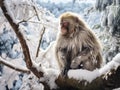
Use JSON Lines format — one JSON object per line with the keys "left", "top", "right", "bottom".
{"left": 55, "top": 12, "right": 103, "bottom": 76}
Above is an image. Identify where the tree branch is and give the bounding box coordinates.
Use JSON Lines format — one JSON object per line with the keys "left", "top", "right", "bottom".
{"left": 17, "top": 13, "right": 36, "bottom": 24}
{"left": 36, "top": 26, "right": 45, "bottom": 57}
{"left": 0, "top": 57, "right": 30, "bottom": 73}
{"left": 55, "top": 53, "right": 120, "bottom": 90}
{"left": 55, "top": 68, "right": 120, "bottom": 90}
{"left": 31, "top": 0, "right": 41, "bottom": 21}
{"left": 0, "top": 0, "right": 43, "bottom": 78}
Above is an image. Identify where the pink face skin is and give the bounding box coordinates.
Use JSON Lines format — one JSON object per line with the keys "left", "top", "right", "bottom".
{"left": 60, "top": 21, "right": 69, "bottom": 35}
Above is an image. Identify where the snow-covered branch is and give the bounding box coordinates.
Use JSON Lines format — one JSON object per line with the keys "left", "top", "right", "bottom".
{"left": 0, "top": 0, "right": 44, "bottom": 78}
{"left": 68, "top": 53, "right": 120, "bottom": 82}
{"left": 55, "top": 53, "right": 120, "bottom": 90}
{"left": 0, "top": 57, "right": 30, "bottom": 73}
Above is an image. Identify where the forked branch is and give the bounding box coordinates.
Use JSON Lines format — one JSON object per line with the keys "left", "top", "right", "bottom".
{"left": 0, "top": 0, "right": 43, "bottom": 78}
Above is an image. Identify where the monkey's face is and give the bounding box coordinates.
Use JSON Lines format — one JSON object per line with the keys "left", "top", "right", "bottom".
{"left": 60, "top": 20, "right": 69, "bottom": 35}
{"left": 60, "top": 18, "right": 76, "bottom": 36}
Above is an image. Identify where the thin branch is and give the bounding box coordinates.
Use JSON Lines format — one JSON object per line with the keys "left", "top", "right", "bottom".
{"left": 0, "top": 57, "right": 30, "bottom": 73}
{"left": 31, "top": 0, "right": 40, "bottom": 21}
{"left": 36, "top": 26, "right": 46, "bottom": 57}
{"left": 0, "top": 0, "right": 43, "bottom": 78}
{"left": 17, "top": 20, "right": 57, "bottom": 29}
{"left": 31, "top": 0, "right": 45, "bottom": 58}
{"left": 18, "top": 13, "right": 36, "bottom": 24}
{"left": 26, "top": 20, "right": 58, "bottom": 29}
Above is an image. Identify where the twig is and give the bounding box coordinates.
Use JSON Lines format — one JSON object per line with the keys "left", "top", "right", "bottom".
{"left": 36, "top": 26, "right": 46, "bottom": 57}
{"left": 0, "top": 57, "right": 30, "bottom": 73}
{"left": 26, "top": 20, "right": 58, "bottom": 29}
{"left": 31, "top": 0, "right": 40, "bottom": 21}
{"left": 18, "top": 14, "right": 36, "bottom": 24}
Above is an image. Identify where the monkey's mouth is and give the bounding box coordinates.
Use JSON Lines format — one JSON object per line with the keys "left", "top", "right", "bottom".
{"left": 60, "top": 27, "right": 69, "bottom": 35}
{"left": 61, "top": 26, "right": 69, "bottom": 31}
{"left": 60, "top": 21, "right": 70, "bottom": 35}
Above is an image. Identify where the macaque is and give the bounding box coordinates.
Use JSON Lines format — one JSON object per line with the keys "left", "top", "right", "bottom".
{"left": 55, "top": 12, "right": 103, "bottom": 76}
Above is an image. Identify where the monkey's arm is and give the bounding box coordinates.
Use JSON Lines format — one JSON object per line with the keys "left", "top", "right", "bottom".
{"left": 79, "top": 30, "right": 102, "bottom": 67}
{"left": 70, "top": 34, "right": 102, "bottom": 70}
{"left": 70, "top": 47, "right": 99, "bottom": 70}
{"left": 70, "top": 47, "right": 91, "bottom": 67}
{"left": 56, "top": 47, "right": 68, "bottom": 74}
{"left": 75, "top": 46, "right": 94, "bottom": 61}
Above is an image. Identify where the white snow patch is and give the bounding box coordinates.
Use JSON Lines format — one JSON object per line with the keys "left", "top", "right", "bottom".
{"left": 113, "top": 87, "right": 120, "bottom": 90}
{"left": 113, "top": 53, "right": 120, "bottom": 63}
{"left": 68, "top": 69, "right": 99, "bottom": 83}
{"left": 32, "top": 61, "right": 44, "bottom": 72}
{"left": 99, "top": 53, "right": 120, "bottom": 75}
{"left": 40, "top": 68, "right": 60, "bottom": 89}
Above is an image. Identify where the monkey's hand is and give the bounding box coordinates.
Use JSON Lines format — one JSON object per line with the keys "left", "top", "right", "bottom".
{"left": 70, "top": 56, "right": 84, "bottom": 69}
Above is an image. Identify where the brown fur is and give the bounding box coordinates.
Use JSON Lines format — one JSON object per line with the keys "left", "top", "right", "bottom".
{"left": 55, "top": 12, "right": 102, "bottom": 75}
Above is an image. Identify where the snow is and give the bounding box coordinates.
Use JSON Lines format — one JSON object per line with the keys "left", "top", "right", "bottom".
{"left": 40, "top": 68, "right": 60, "bottom": 89}
{"left": 19, "top": 73, "right": 43, "bottom": 90}
{"left": 32, "top": 42, "right": 60, "bottom": 89}
{"left": 0, "top": 28, "right": 19, "bottom": 58}
{"left": 68, "top": 69, "right": 99, "bottom": 83}
{"left": 99, "top": 53, "right": 120, "bottom": 75}
{"left": 0, "top": 0, "right": 59, "bottom": 89}
{"left": 0, "top": 58, "right": 24, "bottom": 89}
{"left": 108, "top": 12, "right": 114, "bottom": 27}
{"left": 100, "top": 11, "right": 108, "bottom": 27}
{"left": 113, "top": 87, "right": 120, "bottom": 90}
{"left": 36, "top": 42, "right": 60, "bottom": 70}
{"left": 113, "top": 53, "right": 120, "bottom": 63}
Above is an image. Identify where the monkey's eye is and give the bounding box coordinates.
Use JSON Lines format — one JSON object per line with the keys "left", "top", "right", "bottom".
{"left": 60, "top": 21, "right": 69, "bottom": 27}
{"left": 61, "top": 48, "right": 67, "bottom": 53}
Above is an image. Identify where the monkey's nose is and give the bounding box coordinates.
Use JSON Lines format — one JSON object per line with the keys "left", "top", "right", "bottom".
{"left": 60, "top": 21, "right": 69, "bottom": 27}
